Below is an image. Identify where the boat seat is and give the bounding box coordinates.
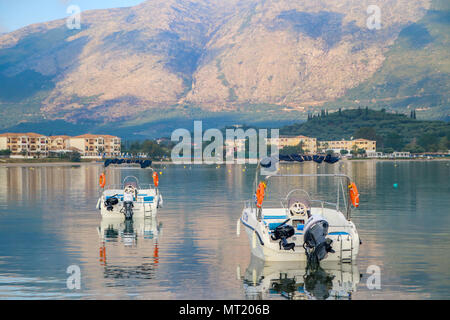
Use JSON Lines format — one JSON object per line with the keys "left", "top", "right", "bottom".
{"left": 263, "top": 215, "right": 287, "bottom": 220}
{"left": 268, "top": 222, "right": 283, "bottom": 230}
{"left": 106, "top": 194, "right": 123, "bottom": 200}
{"left": 142, "top": 196, "right": 154, "bottom": 203}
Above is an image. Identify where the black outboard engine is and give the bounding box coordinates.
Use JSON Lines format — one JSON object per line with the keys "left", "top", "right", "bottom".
{"left": 271, "top": 219, "right": 296, "bottom": 251}
{"left": 303, "top": 216, "right": 334, "bottom": 267}
{"left": 104, "top": 196, "right": 119, "bottom": 211}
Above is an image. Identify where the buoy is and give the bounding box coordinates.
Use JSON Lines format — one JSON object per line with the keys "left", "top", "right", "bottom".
{"left": 393, "top": 183, "right": 398, "bottom": 188}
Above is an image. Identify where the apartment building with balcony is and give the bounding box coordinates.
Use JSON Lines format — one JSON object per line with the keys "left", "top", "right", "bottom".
{"left": 0, "top": 133, "right": 121, "bottom": 158}
{"left": 69, "top": 134, "right": 121, "bottom": 158}
{"left": 0, "top": 133, "right": 49, "bottom": 157}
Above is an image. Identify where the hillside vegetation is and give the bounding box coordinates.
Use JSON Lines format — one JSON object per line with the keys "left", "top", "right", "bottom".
{"left": 280, "top": 108, "right": 450, "bottom": 152}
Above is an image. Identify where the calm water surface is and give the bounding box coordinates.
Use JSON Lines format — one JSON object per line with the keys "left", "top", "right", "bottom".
{"left": 0, "top": 161, "right": 449, "bottom": 299}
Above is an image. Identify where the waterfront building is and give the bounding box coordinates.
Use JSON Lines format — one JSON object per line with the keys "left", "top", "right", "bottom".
{"left": 0, "top": 132, "right": 49, "bottom": 158}
{"left": 69, "top": 134, "right": 121, "bottom": 158}
{"left": 0, "top": 132, "right": 121, "bottom": 158}
{"left": 318, "top": 138, "right": 376, "bottom": 153}
{"left": 266, "top": 135, "right": 317, "bottom": 153}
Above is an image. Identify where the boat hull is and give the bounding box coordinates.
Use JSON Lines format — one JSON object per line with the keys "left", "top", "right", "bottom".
{"left": 97, "top": 190, "right": 163, "bottom": 219}
{"left": 241, "top": 207, "right": 359, "bottom": 262}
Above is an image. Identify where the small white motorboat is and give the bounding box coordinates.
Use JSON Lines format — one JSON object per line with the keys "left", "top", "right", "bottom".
{"left": 240, "top": 255, "right": 360, "bottom": 300}
{"left": 238, "top": 155, "right": 361, "bottom": 264}
{"left": 96, "top": 159, "right": 163, "bottom": 219}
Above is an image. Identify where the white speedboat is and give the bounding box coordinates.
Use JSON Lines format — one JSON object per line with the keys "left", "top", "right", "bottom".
{"left": 238, "top": 155, "right": 361, "bottom": 264}
{"left": 96, "top": 159, "right": 163, "bottom": 219}
{"left": 240, "top": 255, "right": 360, "bottom": 300}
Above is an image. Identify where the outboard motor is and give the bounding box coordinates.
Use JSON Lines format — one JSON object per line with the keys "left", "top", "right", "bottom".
{"left": 122, "top": 185, "right": 136, "bottom": 220}
{"left": 123, "top": 201, "right": 134, "bottom": 220}
{"left": 104, "top": 195, "right": 119, "bottom": 211}
{"left": 271, "top": 219, "right": 296, "bottom": 251}
{"left": 303, "top": 215, "right": 334, "bottom": 267}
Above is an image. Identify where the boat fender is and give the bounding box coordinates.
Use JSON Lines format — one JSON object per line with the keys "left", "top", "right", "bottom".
{"left": 256, "top": 181, "right": 266, "bottom": 208}
{"left": 348, "top": 182, "right": 359, "bottom": 208}
{"left": 99, "top": 173, "right": 106, "bottom": 188}
{"left": 153, "top": 172, "right": 159, "bottom": 187}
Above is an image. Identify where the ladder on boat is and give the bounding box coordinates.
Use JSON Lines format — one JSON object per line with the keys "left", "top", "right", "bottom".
{"left": 336, "top": 234, "right": 353, "bottom": 263}
{"left": 144, "top": 203, "right": 153, "bottom": 217}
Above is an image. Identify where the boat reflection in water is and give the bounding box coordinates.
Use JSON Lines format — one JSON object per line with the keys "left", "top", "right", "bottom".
{"left": 97, "top": 217, "right": 162, "bottom": 279}
{"left": 240, "top": 256, "right": 361, "bottom": 300}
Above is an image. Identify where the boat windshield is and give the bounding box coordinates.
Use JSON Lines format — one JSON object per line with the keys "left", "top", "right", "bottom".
{"left": 253, "top": 173, "right": 352, "bottom": 220}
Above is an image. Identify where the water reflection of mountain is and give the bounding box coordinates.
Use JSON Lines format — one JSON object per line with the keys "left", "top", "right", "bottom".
{"left": 241, "top": 256, "right": 360, "bottom": 300}
{"left": 98, "top": 217, "right": 162, "bottom": 280}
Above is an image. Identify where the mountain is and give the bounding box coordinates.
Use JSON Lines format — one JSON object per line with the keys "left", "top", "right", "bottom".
{"left": 0, "top": 0, "right": 447, "bottom": 138}
{"left": 323, "top": 0, "right": 450, "bottom": 120}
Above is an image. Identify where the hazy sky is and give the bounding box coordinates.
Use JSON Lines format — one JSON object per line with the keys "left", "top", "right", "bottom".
{"left": 0, "top": 0, "right": 146, "bottom": 33}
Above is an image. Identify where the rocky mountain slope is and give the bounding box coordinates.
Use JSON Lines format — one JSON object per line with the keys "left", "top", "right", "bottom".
{"left": 1, "top": 0, "right": 446, "bottom": 134}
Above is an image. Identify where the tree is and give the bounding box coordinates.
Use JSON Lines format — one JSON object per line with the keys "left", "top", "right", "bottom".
{"left": 351, "top": 144, "right": 358, "bottom": 155}
{"left": 357, "top": 148, "right": 366, "bottom": 157}
{"left": 384, "top": 132, "right": 404, "bottom": 151}
{"left": 418, "top": 133, "right": 439, "bottom": 152}
{"left": 0, "top": 149, "right": 12, "bottom": 156}
{"left": 354, "top": 127, "right": 377, "bottom": 141}
{"left": 340, "top": 149, "right": 348, "bottom": 156}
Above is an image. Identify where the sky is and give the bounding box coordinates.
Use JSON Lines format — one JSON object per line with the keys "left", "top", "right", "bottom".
{"left": 0, "top": 0, "right": 146, "bottom": 33}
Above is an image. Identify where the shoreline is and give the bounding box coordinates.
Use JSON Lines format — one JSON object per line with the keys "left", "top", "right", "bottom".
{"left": 0, "top": 158, "right": 449, "bottom": 167}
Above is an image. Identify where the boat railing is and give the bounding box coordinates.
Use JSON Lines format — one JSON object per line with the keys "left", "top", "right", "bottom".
{"left": 104, "top": 183, "right": 155, "bottom": 190}
{"left": 244, "top": 198, "right": 347, "bottom": 221}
